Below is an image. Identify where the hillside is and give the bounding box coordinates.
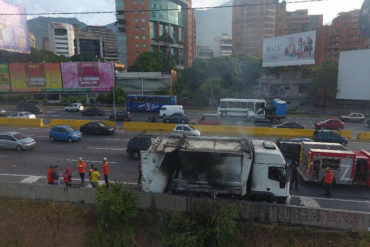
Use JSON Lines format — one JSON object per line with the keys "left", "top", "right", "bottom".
{"left": 195, "top": 0, "right": 233, "bottom": 46}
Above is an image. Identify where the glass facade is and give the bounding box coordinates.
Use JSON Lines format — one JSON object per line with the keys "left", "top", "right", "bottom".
{"left": 150, "top": 21, "right": 156, "bottom": 40}
{"left": 118, "top": 34, "right": 127, "bottom": 65}
{"left": 150, "top": 0, "right": 184, "bottom": 27}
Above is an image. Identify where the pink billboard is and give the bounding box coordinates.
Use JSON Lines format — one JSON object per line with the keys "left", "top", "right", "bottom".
{"left": 61, "top": 62, "right": 115, "bottom": 92}
{"left": 0, "top": 0, "right": 30, "bottom": 54}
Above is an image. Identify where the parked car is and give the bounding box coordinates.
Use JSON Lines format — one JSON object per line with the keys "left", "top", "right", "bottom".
{"left": 0, "top": 108, "right": 6, "bottom": 116}
{"left": 16, "top": 102, "right": 42, "bottom": 114}
{"left": 313, "top": 130, "right": 348, "bottom": 145}
{"left": 274, "top": 121, "right": 304, "bottom": 129}
{"left": 173, "top": 124, "right": 200, "bottom": 136}
{"left": 159, "top": 105, "right": 184, "bottom": 118}
{"left": 80, "top": 122, "right": 114, "bottom": 135}
{"left": 7, "top": 112, "right": 36, "bottom": 119}
{"left": 0, "top": 132, "right": 36, "bottom": 151}
{"left": 340, "top": 113, "right": 365, "bottom": 123}
{"left": 109, "top": 110, "right": 131, "bottom": 121}
{"left": 315, "top": 119, "right": 344, "bottom": 130}
{"left": 49, "top": 125, "right": 82, "bottom": 143}
{"left": 163, "top": 113, "right": 190, "bottom": 124}
{"left": 81, "top": 107, "right": 105, "bottom": 116}
{"left": 64, "top": 103, "right": 84, "bottom": 112}
{"left": 195, "top": 114, "right": 221, "bottom": 125}
{"left": 126, "top": 134, "right": 155, "bottom": 158}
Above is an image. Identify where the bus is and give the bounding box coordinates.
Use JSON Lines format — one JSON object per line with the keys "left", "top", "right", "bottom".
{"left": 217, "top": 98, "right": 266, "bottom": 119}
{"left": 126, "top": 95, "right": 177, "bottom": 112}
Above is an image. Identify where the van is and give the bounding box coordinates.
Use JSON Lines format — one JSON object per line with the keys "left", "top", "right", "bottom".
{"left": 159, "top": 105, "right": 184, "bottom": 118}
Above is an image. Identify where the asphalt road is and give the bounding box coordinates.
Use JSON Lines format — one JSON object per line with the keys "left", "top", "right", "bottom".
{"left": 0, "top": 125, "right": 368, "bottom": 213}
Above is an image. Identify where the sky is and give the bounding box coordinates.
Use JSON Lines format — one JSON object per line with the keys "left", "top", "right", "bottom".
{"left": 8, "top": 0, "right": 366, "bottom": 25}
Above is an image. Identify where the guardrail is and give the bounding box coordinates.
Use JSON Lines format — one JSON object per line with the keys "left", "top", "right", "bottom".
{"left": 357, "top": 132, "right": 370, "bottom": 141}
{"left": 0, "top": 117, "right": 44, "bottom": 127}
{"left": 49, "top": 119, "right": 115, "bottom": 129}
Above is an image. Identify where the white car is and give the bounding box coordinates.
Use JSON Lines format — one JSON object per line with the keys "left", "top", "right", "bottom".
{"left": 340, "top": 113, "right": 365, "bottom": 123}
{"left": 173, "top": 124, "right": 200, "bottom": 136}
{"left": 8, "top": 112, "right": 36, "bottom": 119}
{"left": 64, "top": 103, "right": 84, "bottom": 112}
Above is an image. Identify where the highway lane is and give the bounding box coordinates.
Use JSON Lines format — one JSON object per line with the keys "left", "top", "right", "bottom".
{"left": 0, "top": 126, "right": 369, "bottom": 212}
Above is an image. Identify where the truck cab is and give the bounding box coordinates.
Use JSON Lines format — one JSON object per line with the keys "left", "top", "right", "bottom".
{"left": 254, "top": 99, "right": 287, "bottom": 123}
{"left": 140, "top": 136, "right": 290, "bottom": 203}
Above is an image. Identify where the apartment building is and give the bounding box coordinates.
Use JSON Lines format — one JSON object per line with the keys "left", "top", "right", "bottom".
{"left": 213, "top": 33, "right": 232, "bottom": 57}
{"left": 48, "top": 23, "right": 75, "bottom": 57}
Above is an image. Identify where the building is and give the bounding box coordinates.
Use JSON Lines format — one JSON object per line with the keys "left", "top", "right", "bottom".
{"left": 115, "top": 0, "right": 196, "bottom": 68}
{"left": 316, "top": 10, "right": 369, "bottom": 65}
{"left": 84, "top": 26, "right": 119, "bottom": 61}
{"left": 276, "top": 3, "right": 323, "bottom": 36}
{"left": 196, "top": 45, "right": 214, "bottom": 59}
{"left": 48, "top": 23, "right": 75, "bottom": 57}
{"left": 213, "top": 33, "right": 232, "bottom": 57}
{"left": 29, "top": 32, "right": 37, "bottom": 49}
{"left": 74, "top": 26, "right": 104, "bottom": 59}
{"left": 233, "top": 0, "right": 278, "bottom": 57}
{"left": 43, "top": 38, "right": 50, "bottom": 51}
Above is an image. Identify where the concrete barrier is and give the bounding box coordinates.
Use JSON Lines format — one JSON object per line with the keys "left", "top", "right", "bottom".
{"left": 124, "top": 122, "right": 352, "bottom": 140}
{"left": 357, "top": 132, "right": 370, "bottom": 141}
{"left": 49, "top": 119, "right": 115, "bottom": 129}
{"left": 0, "top": 117, "right": 44, "bottom": 127}
{"left": 0, "top": 181, "right": 368, "bottom": 231}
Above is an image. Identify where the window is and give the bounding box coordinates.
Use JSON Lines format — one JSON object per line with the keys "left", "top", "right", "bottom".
{"left": 141, "top": 0, "right": 145, "bottom": 5}
{"left": 135, "top": 17, "right": 139, "bottom": 22}
{"left": 136, "top": 44, "right": 140, "bottom": 48}
{"left": 175, "top": 126, "right": 182, "bottom": 131}
{"left": 183, "top": 126, "right": 191, "bottom": 131}
{"left": 134, "top": 0, "right": 138, "bottom": 4}
{"left": 142, "top": 44, "right": 147, "bottom": 48}
{"left": 135, "top": 35, "right": 139, "bottom": 39}
{"left": 141, "top": 18, "right": 146, "bottom": 23}
{"left": 268, "top": 167, "right": 286, "bottom": 182}
{"left": 142, "top": 26, "right": 146, "bottom": 31}
{"left": 299, "top": 85, "right": 308, "bottom": 93}
{"left": 322, "top": 158, "right": 340, "bottom": 170}
{"left": 142, "top": 35, "right": 146, "bottom": 40}
{"left": 135, "top": 26, "right": 139, "bottom": 30}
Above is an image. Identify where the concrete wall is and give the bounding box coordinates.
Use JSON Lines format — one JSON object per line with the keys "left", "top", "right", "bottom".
{"left": 0, "top": 182, "right": 369, "bottom": 231}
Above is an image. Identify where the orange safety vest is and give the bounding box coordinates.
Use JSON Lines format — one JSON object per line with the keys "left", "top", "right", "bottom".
{"left": 103, "top": 162, "right": 109, "bottom": 175}
{"left": 47, "top": 168, "right": 53, "bottom": 183}
{"left": 324, "top": 171, "right": 334, "bottom": 184}
{"left": 77, "top": 161, "right": 87, "bottom": 173}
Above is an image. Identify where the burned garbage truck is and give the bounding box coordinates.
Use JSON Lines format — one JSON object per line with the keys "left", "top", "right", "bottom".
{"left": 140, "top": 136, "right": 290, "bottom": 203}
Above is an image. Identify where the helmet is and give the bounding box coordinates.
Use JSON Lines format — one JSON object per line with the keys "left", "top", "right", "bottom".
{"left": 79, "top": 157, "right": 83, "bottom": 161}
{"left": 325, "top": 167, "right": 330, "bottom": 171}
{"left": 103, "top": 157, "right": 107, "bottom": 161}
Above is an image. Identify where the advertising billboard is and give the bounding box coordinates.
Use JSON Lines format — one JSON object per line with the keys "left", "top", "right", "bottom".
{"left": 0, "top": 0, "right": 30, "bottom": 54}
{"left": 61, "top": 62, "right": 115, "bottom": 92}
{"left": 263, "top": 31, "right": 316, "bottom": 67}
{"left": 0, "top": 64, "right": 10, "bottom": 92}
{"left": 9, "top": 63, "right": 63, "bottom": 92}
{"left": 337, "top": 49, "right": 370, "bottom": 101}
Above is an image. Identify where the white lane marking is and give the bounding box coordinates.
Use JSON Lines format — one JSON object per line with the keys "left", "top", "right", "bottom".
{"left": 66, "top": 159, "right": 118, "bottom": 164}
{"left": 292, "top": 195, "right": 370, "bottom": 204}
{"left": 297, "top": 196, "right": 320, "bottom": 208}
{"left": 87, "top": 147, "right": 125, "bottom": 151}
{"left": 20, "top": 176, "right": 42, "bottom": 183}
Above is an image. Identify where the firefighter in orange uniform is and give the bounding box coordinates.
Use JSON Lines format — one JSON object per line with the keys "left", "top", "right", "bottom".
{"left": 102, "top": 157, "right": 109, "bottom": 188}
{"left": 323, "top": 166, "right": 334, "bottom": 197}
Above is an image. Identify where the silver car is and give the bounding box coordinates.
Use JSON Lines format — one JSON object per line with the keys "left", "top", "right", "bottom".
{"left": 173, "top": 124, "right": 200, "bottom": 136}
{"left": 0, "top": 132, "right": 36, "bottom": 151}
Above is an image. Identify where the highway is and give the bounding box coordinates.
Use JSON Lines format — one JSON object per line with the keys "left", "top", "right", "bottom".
{"left": 0, "top": 124, "right": 369, "bottom": 213}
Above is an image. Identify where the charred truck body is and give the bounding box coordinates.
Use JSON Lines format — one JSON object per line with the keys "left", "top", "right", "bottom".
{"left": 141, "top": 136, "right": 290, "bottom": 203}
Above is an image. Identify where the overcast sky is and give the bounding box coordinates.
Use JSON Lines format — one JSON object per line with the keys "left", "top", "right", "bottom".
{"left": 11, "top": 0, "right": 366, "bottom": 25}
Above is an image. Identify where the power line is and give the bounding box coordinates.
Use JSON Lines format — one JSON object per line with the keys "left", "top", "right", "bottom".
{"left": 0, "top": 0, "right": 327, "bottom": 16}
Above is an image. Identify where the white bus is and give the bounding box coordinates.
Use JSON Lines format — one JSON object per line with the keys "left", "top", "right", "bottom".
{"left": 217, "top": 98, "right": 266, "bottom": 119}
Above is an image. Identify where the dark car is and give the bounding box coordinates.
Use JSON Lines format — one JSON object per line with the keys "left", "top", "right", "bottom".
{"left": 80, "top": 122, "right": 114, "bottom": 135}
{"left": 16, "top": 102, "right": 43, "bottom": 114}
{"left": 81, "top": 107, "right": 105, "bottom": 116}
{"left": 276, "top": 140, "right": 302, "bottom": 160}
{"left": 367, "top": 119, "right": 370, "bottom": 127}
{"left": 126, "top": 134, "right": 154, "bottom": 159}
{"left": 315, "top": 119, "right": 344, "bottom": 130}
{"left": 274, "top": 121, "right": 304, "bottom": 129}
{"left": 288, "top": 137, "right": 314, "bottom": 142}
{"left": 109, "top": 111, "right": 131, "bottom": 121}
{"left": 163, "top": 113, "right": 189, "bottom": 124}
{"left": 313, "top": 130, "right": 348, "bottom": 145}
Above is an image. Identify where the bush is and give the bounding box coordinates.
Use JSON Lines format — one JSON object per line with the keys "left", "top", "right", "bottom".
{"left": 89, "top": 98, "right": 95, "bottom": 104}
{"left": 68, "top": 96, "right": 77, "bottom": 103}
{"left": 60, "top": 97, "right": 68, "bottom": 104}
{"left": 117, "top": 96, "right": 125, "bottom": 105}
{"left": 91, "top": 182, "right": 138, "bottom": 247}
{"left": 79, "top": 96, "right": 87, "bottom": 104}
{"left": 163, "top": 201, "right": 239, "bottom": 247}
{"left": 96, "top": 94, "right": 107, "bottom": 104}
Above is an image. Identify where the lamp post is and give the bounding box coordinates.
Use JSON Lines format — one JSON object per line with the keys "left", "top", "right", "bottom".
{"left": 113, "top": 87, "right": 117, "bottom": 129}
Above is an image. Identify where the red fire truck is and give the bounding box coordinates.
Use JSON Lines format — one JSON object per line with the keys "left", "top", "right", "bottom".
{"left": 298, "top": 149, "right": 370, "bottom": 187}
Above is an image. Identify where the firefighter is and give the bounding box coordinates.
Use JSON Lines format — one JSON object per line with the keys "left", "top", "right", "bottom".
{"left": 323, "top": 166, "right": 334, "bottom": 197}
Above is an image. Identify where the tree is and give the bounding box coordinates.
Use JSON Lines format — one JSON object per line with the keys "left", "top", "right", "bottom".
{"left": 70, "top": 54, "right": 99, "bottom": 62}
{"left": 107, "top": 87, "right": 127, "bottom": 105}
{"left": 129, "top": 51, "right": 175, "bottom": 72}
{"left": 309, "top": 62, "right": 338, "bottom": 107}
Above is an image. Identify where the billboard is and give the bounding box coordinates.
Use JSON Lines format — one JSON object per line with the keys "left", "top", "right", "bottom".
{"left": 263, "top": 31, "right": 316, "bottom": 67}
{"left": 337, "top": 49, "right": 370, "bottom": 101}
{"left": 9, "top": 63, "right": 63, "bottom": 92}
{"left": 0, "top": 64, "right": 10, "bottom": 92}
{"left": 61, "top": 62, "right": 115, "bottom": 92}
{"left": 0, "top": 0, "right": 30, "bottom": 54}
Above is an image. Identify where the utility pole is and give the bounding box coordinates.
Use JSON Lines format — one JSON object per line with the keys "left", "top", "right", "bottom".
{"left": 113, "top": 87, "right": 117, "bottom": 128}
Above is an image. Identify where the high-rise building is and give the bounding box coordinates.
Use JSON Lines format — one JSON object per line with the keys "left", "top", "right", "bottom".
{"left": 316, "top": 10, "right": 369, "bottom": 65}
{"left": 196, "top": 45, "right": 214, "bottom": 59}
{"left": 84, "top": 26, "right": 119, "bottom": 61}
{"left": 276, "top": 3, "right": 323, "bottom": 36}
{"left": 213, "top": 33, "right": 232, "bottom": 57}
{"left": 48, "top": 23, "right": 75, "bottom": 57}
{"left": 74, "top": 26, "right": 104, "bottom": 59}
{"left": 115, "top": 0, "right": 196, "bottom": 69}
{"left": 29, "top": 32, "right": 37, "bottom": 49}
{"left": 232, "top": 0, "right": 278, "bottom": 57}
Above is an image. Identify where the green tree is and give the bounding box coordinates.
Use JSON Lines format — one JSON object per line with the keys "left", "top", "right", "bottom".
{"left": 129, "top": 51, "right": 175, "bottom": 72}
{"left": 70, "top": 54, "right": 99, "bottom": 62}
{"left": 107, "top": 86, "right": 127, "bottom": 105}
{"left": 309, "top": 62, "right": 338, "bottom": 107}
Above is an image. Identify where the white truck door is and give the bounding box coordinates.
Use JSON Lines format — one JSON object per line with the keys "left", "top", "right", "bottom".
{"left": 141, "top": 151, "right": 167, "bottom": 193}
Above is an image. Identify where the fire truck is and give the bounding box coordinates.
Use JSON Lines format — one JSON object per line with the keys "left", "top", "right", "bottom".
{"left": 298, "top": 149, "right": 370, "bottom": 187}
